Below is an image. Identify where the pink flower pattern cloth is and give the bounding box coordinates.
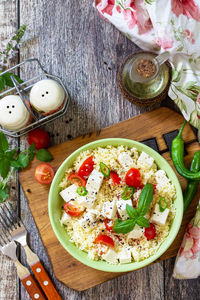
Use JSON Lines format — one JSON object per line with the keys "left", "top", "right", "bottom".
{"left": 94, "top": 0, "right": 200, "bottom": 129}
{"left": 173, "top": 201, "right": 200, "bottom": 279}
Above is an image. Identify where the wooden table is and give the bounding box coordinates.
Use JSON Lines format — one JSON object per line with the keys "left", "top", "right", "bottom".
{"left": 0, "top": 1, "right": 200, "bottom": 299}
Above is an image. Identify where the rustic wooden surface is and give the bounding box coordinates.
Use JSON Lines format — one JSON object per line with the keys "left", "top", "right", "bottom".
{"left": 19, "top": 108, "right": 200, "bottom": 291}
{"left": 0, "top": 1, "right": 200, "bottom": 299}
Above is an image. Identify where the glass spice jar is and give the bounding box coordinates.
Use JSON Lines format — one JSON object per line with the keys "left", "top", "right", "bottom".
{"left": 117, "top": 52, "right": 172, "bottom": 107}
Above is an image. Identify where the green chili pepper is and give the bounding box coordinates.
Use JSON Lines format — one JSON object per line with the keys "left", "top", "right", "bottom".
{"left": 159, "top": 197, "right": 167, "bottom": 212}
{"left": 100, "top": 162, "right": 110, "bottom": 178}
{"left": 171, "top": 121, "right": 200, "bottom": 180}
{"left": 77, "top": 186, "right": 87, "bottom": 196}
{"left": 122, "top": 186, "right": 135, "bottom": 200}
{"left": 183, "top": 151, "right": 200, "bottom": 213}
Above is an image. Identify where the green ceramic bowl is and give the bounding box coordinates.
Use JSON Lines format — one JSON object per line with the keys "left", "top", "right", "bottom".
{"left": 48, "top": 138, "right": 183, "bottom": 272}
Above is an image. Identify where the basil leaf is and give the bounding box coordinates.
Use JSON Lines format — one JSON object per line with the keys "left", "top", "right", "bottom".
{"left": 0, "top": 183, "right": 9, "bottom": 203}
{"left": 0, "top": 132, "right": 9, "bottom": 152}
{"left": 5, "top": 149, "right": 17, "bottom": 160}
{"left": 2, "top": 73, "right": 23, "bottom": 87}
{"left": 137, "top": 183, "right": 153, "bottom": 216}
{"left": 36, "top": 149, "right": 53, "bottom": 162}
{"left": 18, "top": 153, "right": 30, "bottom": 169}
{"left": 136, "top": 216, "right": 150, "bottom": 228}
{"left": 0, "top": 158, "right": 10, "bottom": 179}
{"left": 28, "top": 143, "right": 36, "bottom": 161}
{"left": 113, "top": 218, "right": 136, "bottom": 234}
{"left": 10, "top": 160, "right": 23, "bottom": 169}
{"left": 0, "top": 76, "right": 6, "bottom": 92}
{"left": 126, "top": 204, "right": 138, "bottom": 219}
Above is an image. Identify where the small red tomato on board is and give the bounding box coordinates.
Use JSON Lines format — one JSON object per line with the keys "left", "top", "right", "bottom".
{"left": 28, "top": 128, "right": 50, "bottom": 149}
{"left": 104, "top": 219, "right": 113, "bottom": 232}
{"left": 95, "top": 234, "right": 115, "bottom": 247}
{"left": 144, "top": 223, "right": 156, "bottom": 240}
{"left": 78, "top": 156, "right": 94, "bottom": 177}
{"left": 63, "top": 202, "right": 84, "bottom": 217}
{"left": 34, "top": 163, "right": 54, "bottom": 185}
{"left": 68, "top": 173, "right": 87, "bottom": 187}
{"left": 110, "top": 171, "right": 121, "bottom": 186}
{"left": 125, "top": 168, "right": 141, "bottom": 188}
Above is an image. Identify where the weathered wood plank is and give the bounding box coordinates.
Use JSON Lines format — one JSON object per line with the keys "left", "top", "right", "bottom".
{"left": 0, "top": 1, "right": 18, "bottom": 299}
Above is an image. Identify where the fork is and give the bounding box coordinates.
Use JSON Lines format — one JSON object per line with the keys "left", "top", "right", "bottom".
{"left": 0, "top": 217, "right": 46, "bottom": 300}
{"left": 1, "top": 203, "right": 62, "bottom": 300}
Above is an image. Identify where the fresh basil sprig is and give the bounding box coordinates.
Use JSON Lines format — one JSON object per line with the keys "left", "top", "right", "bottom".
{"left": 113, "top": 183, "right": 154, "bottom": 234}
{"left": 0, "top": 73, "right": 23, "bottom": 92}
{"left": 36, "top": 149, "right": 53, "bottom": 162}
{"left": 0, "top": 132, "right": 53, "bottom": 203}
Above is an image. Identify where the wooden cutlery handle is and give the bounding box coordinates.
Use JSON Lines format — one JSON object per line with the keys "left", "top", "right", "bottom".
{"left": 21, "top": 273, "right": 46, "bottom": 300}
{"left": 31, "top": 261, "right": 62, "bottom": 300}
{"left": 15, "top": 260, "right": 46, "bottom": 300}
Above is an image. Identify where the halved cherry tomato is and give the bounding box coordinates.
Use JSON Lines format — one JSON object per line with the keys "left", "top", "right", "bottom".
{"left": 63, "top": 202, "right": 84, "bottom": 217}
{"left": 68, "top": 173, "right": 86, "bottom": 187}
{"left": 110, "top": 171, "right": 121, "bottom": 186}
{"left": 28, "top": 128, "right": 50, "bottom": 149}
{"left": 34, "top": 163, "right": 54, "bottom": 185}
{"left": 153, "top": 184, "right": 157, "bottom": 195}
{"left": 78, "top": 156, "right": 94, "bottom": 177}
{"left": 95, "top": 234, "right": 114, "bottom": 247}
{"left": 104, "top": 219, "right": 113, "bottom": 232}
{"left": 144, "top": 223, "right": 156, "bottom": 240}
{"left": 125, "top": 168, "right": 141, "bottom": 188}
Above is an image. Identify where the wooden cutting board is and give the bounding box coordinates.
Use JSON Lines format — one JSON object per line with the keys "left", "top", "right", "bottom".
{"left": 19, "top": 107, "right": 200, "bottom": 291}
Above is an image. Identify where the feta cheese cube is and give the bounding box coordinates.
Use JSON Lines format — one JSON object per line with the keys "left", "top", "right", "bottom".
{"left": 101, "top": 199, "right": 117, "bottom": 219}
{"left": 102, "top": 248, "right": 118, "bottom": 264}
{"left": 87, "top": 208, "right": 100, "bottom": 217}
{"left": 76, "top": 195, "right": 95, "bottom": 208}
{"left": 60, "top": 184, "right": 77, "bottom": 202}
{"left": 118, "top": 247, "right": 132, "bottom": 264}
{"left": 133, "top": 189, "right": 141, "bottom": 201}
{"left": 151, "top": 203, "right": 169, "bottom": 226}
{"left": 60, "top": 211, "right": 71, "bottom": 225}
{"left": 78, "top": 212, "right": 97, "bottom": 231}
{"left": 118, "top": 152, "right": 134, "bottom": 170}
{"left": 127, "top": 224, "right": 144, "bottom": 240}
{"left": 155, "top": 170, "right": 169, "bottom": 185}
{"left": 86, "top": 170, "right": 104, "bottom": 197}
{"left": 138, "top": 151, "right": 154, "bottom": 168}
{"left": 117, "top": 199, "right": 132, "bottom": 220}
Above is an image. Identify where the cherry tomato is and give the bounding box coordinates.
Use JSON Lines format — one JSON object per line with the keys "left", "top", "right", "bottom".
{"left": 153, "top": 184, "right": 157, "bottom": 195}
{"left": 63, "top": 202, "right": 84, "bottom": 217}
{"left": 110, "top": 171, "right": 121, "bottom": 186}
{"left": 68, "top": 173, "right": 86, "bottom": 187}
{"left": 34, "top": 163, "right": 54, "bottom": 185}
{"left": 144, "top": 223, "right": 156, "bottom": 240}
{"left": 78, "top": 156, "right": 94, "bottom": 177}
{"left": 104, "top": 219, "right": 113, "bottom": 232}
{"left": 125, "top": 168, "right": 141, "bottom": 188}
{"left": 95, "top": 234, "right": 114, "bottom": 247}
{"left": 28, "top": 128, "right": 50, "bottom": 149}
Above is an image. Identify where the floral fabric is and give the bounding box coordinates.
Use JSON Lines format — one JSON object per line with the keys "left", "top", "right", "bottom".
{"left": 94, "top": 0, "right": 200, "bottom": 129}
{"left": 173, "top": 201, "right": 200, "bottom": 279}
